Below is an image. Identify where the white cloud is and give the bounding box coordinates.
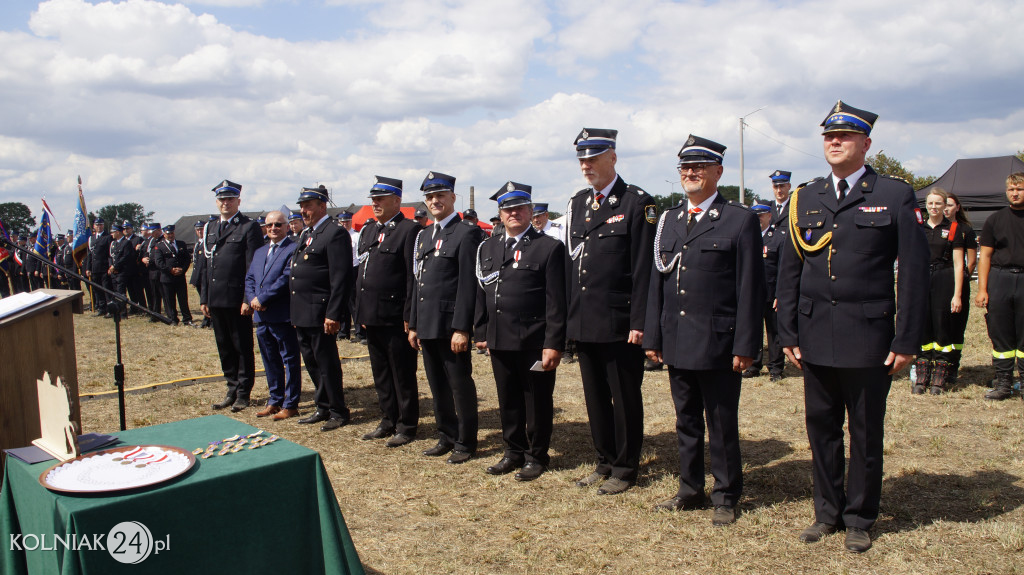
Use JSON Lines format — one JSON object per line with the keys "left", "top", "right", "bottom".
{"left": 0, "top": 0, "right": 1022, "bottom": 228}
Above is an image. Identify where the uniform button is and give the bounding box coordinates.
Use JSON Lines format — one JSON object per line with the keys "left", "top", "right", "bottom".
{"left": 498, "top": 279, "right": 503, "bottom": 283}
{"left": 679, "top": 310, "right": 686, "bottom": 316}
{"left": 420, "top": 297, "right": 424, "bottom": 301}
{"left": 683, "top": 245, "right": 688, "bottom": 250}
{"left": 830, "top": 276, "right": 836, "bottom": 281}
{"left": 581, "top": 286, "right": 587, "bottom": 291}
{"left": 833, "top": 224, "right": 838, "bottom": 229}
{"left": 831, "top": 248, "right": 837, "bottom": 254}
{"left": 361, "top": 288, "right": 364, "bottom": 291}
{"left": 292, "top": 290, "right": 295, "bottom": 295}
{"left": 583, "top": 253, "right": 588, "bottom": 257}
{"left": 496, "top": 294, "right": 501, "bottom": 298}
{"left": 680, "top": 289, "right": 686, "bottom": 295}
{"left": 681, "top": 266, "right": 687, "bottom": 271}
{"left": 831, "top": 300, "right": 837, "bottom": 305}
{"left": 582, "top": 269, "right": 587, "bottom": 274}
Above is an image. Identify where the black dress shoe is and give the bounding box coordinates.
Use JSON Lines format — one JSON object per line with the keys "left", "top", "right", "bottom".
{"left": 741, "top": 367, "right": 760, "bottom": 378}
{"left": 446, "top": 450, "right": 473, "bottom": 464}
{"left": 486, "top": 456, "right": 522, "bottom": 475}
{"left": 654, "top": 493, "right": 707, "bottom": 512}
{"left": 769, "top": 372, "right": 784, "bottom": 382}
{"left": 844, "top": 528, "right": 872, "bottom": 553}
{"left": 385, "top": 433, "right": 414, "bottom": 448}
{"left": 212, "top": 395, "right": 236, "bottom": 410}
{"left": 321, "top": 417, "right": 349, "bottom": 432}
{"left": 799, "top": 522, "right": 840, "bottom": 543}
{"left": 422, "top": 441, "right": 454, "bottom": 457}
{"left": 361, "top": 423, "right": 395, "bottom": 441}
{"left": 230, "top": 398, "right": 250, "bottom": 412}
{"left": 515, "top": 462, "right": 545, "bottom": 482}
{"left": 298, "top": 411, "right": 330, "bottom": 425}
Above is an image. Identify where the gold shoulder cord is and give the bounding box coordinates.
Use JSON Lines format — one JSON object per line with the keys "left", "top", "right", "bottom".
{"left": 788, "top": 184, "right": 834, "bottom": 275}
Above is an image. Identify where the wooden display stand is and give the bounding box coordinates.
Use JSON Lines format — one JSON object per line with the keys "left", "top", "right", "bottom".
{"left": 0, "top": 289, "right": 83, "bottom": 474}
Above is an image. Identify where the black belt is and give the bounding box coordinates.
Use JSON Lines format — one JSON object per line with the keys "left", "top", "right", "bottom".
{"left": 995, "top": 265, "right": 1024, "bottom": 274}
{"left": 929, "top": 262, "right": 952, "bottom": 272}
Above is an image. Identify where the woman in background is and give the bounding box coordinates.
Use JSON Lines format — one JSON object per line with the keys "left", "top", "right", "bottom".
{"left": 944, "top": 192, "right": 977, "bottom": 387}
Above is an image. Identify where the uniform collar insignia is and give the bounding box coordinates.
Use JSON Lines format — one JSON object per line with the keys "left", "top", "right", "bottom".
{"left": 708, "top": 208, "right": 720, "bottom": 219}
{"left": 608, "top": 195, "right": 619, "bottom": 206}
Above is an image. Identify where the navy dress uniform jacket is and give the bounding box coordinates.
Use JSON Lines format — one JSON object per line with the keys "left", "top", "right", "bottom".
{"left": 768, "top": 199, "right": 790, "bottom": 239}
{"left": 565, "top": 176, "right": 656, "bottom": 342}
{"left": 200, "top": 214, "right": 264, "bottom": 308}
{"left": 776, "top": 167, "right": 929, "bottom": 367}
{"left": 245, "top": 237, "right": 296, "bottom": 325}
{"left": 86, "top": 232, "right": 112, "bottom": 275}
{"left": 762, "top": 226, "right": 785, "bottom": 301}
{"left": 409, "top": 214, "right": 485, "bottom": 339}
{"left": 110, "top": 238, "right": 138, "bottom": 276}
{"left": 354, "top": 213, "right": 419, "bottom": 327}
{"left": 289, "top": 218, "right": 352, "bottom": 327}
{"left": 475, "top": 227, "right": 567, "bottom": 351}
{"left": 151, "top": 239, "right": 192, "bottom": 283}
{"left": 644, "top": 195, "right": 765, "bottom": 369}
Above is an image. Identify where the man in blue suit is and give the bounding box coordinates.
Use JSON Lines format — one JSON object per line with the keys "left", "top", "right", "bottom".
{"left": 245, "top": 210, "right": 302, "bottom": 420}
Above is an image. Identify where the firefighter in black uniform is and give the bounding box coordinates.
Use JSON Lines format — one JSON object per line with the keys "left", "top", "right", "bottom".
{"left": 945, "top": 192, "right": 977, "bottom": 386}
{"left": 201, "top": 180, "right": 264, "bottom": 412}
{"left": 152, "top": 224, "right": 194, "bottom": 325}
{"left": 355, "top": 176, "right": 421, "bottom": 447}
{"left": 776, "top": 101, "right": 929, "bottom": 553}
{"left": 767, "top": 170, "right": 792, "bottom": 238}
{"left": 108, "top": 223, "right": 136, "bottom": 305}
{"left": 975, "top": 172, "right": 1024, "bottom": 400}
{"left": 408, "top": 171, "right": 485, "bottom": 464}
{"left": 914, "top": 189, "right": 965, "bottom": 395}
{"left": 474, "top": 182, "right": 567, "bottom": 482}
{"left": 744, "top": 202, "right": 786, "bottom": 381}
{"left": 291, "top": 185, "right": 353, "bottom": 431}
{"left": 566, "top": 128, "right": 656, "bottom": 496}
{"left": 142, "top": 224, "right": 165, "bottom": 321}
{"left": 644, "top": 136, "right": 764, "bottom": 526}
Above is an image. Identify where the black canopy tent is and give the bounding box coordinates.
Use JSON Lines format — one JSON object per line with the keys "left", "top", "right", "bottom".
{"left": 916, "top": 155, "right": 1024, "bottom": 230}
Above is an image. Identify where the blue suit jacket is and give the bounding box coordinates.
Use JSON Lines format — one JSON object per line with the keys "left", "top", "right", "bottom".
{"left": 245, "top": 237, "right": 296, "bottom": 324}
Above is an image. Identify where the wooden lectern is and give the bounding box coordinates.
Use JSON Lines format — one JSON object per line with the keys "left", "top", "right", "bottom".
{"left": 0, "top": 289, "right": 83, "bottom": 474}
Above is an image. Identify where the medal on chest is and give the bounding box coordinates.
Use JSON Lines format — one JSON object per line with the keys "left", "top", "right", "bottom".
{"left": 512, "top": 250, "right": 521, "bottom": 268}
{"left": 434, "top": 238, "right": 442, "bottom": 256}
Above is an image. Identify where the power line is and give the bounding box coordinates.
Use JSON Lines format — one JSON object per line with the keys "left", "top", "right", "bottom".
{"left": 743, "top": 123, "right": 819, "bottom": 159}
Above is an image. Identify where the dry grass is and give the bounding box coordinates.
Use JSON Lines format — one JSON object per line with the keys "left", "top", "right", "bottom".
{"left": 70, "top": 287, "right": 1024, "bottom": 574}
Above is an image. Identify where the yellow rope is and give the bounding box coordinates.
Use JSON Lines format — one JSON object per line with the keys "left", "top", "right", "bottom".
{"left": 79, "top": 353, "right": 370, "bottom": 397}
{"left": 787, "top": 184, "right": 834, "bottom": 276}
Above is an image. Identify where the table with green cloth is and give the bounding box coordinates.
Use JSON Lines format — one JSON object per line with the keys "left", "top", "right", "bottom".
{"left": 0, "top": 414, "right": 364, "bottom": 575}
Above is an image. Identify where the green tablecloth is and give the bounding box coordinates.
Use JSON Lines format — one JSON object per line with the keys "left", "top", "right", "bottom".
{"left": 0, "top": 415, "right": 364, "bottom": 575}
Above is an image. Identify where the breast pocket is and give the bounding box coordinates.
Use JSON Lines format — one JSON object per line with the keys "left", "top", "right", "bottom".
{"left": 697, "top": 237, "right": 732, "bottom": 272}
{"left": 597, "top": 222, "right": 629, "bottom": 253}
{"left": 853, "top": 212, "right": 893, "bottom": 253}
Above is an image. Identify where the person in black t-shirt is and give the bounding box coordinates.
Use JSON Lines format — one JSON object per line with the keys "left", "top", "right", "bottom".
{"left": 944, "top": 193, "right": 977, "bottom": 386}
{"left": 975, "top": 172, "right": 1024, "bottom": 400}
{"left": 913, "top": 189, "right": 965, "bottom": 394}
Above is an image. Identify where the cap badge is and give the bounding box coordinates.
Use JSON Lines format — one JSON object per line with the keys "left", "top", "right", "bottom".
{"left": 427, "top": 172, "right": 434, "bottom": 179}
{"left": 834, "top": 101, "right": 842, "bottom": 113}
{"left": 581, "top": 129, "right": 589, "bottom": 140}
{"left": 685, "top": 135, "right": 695, "bottom": 146}
{"left": 506, "top": 182, "right": 515, "bottom": 192}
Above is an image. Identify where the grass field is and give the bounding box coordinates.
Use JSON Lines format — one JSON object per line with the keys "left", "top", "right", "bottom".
{"left": 70, "top": 286, "right": 1024, "bottom": 574}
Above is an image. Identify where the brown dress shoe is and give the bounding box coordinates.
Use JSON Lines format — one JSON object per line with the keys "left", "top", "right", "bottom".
{"left": 799, "top": 522, "right": 839, "bottom": 543}
{"left": 575, "top": 471, "right": 609, "bottom": 488}
{"left": 596, "top": 477, "right": 633, "bottom": 495}
{"left": 256, "top": 405, "right": 281, "bottom": 418}
{"left": 272, "top": 408, "right": 299, "bottom": 421}
{"left": 712, "top": 505, "right": 737, "bottom": 526}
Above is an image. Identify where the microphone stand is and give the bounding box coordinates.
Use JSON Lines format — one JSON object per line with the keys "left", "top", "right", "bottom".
{"left": 1, "top": 236, "right": 175, "bottom": 431}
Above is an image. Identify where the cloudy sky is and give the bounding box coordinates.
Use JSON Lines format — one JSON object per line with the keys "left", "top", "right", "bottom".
{"left": 1, "top": 0, "right": 1023, "bottom": 229}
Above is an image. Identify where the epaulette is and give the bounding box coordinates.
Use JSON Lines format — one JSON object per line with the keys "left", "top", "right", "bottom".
{"left": 726, "top": 200, "right": 752, "bottom": 210}
{"left": 881, "top": 174, "right": 911, "bottom": 185}
{"left": 571, "top": 188, "right": 592, "bottom": 199}
{"left": 794, "top": 176, "right": 825, "bottom": 193}
{"left": 627, "top": 184, "right": 648, "bottom": 196}
{"left": 461, "top": 219, "right": 475, "bottom": 227}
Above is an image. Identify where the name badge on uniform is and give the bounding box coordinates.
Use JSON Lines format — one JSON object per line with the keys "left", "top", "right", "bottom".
{"left": 513, "top": 250, "right": 521, "bottom": 268}
{"left": 434, "top": 238, "right": 442, "bottom": 256}
{"left": 605, "top": 214, "right": 624, "bottom": 224}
